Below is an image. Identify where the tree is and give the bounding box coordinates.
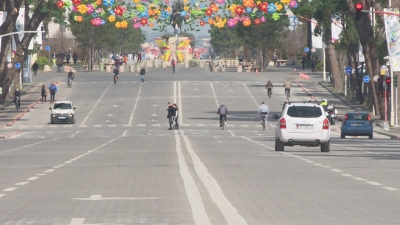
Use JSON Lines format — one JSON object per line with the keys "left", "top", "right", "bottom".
{"left": 0, "top": 0, "right": 63, "bottom": 103}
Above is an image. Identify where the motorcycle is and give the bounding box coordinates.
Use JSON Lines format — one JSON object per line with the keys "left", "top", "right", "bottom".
{"left": 325, "top": 104, "right": 338, "bottom": 125}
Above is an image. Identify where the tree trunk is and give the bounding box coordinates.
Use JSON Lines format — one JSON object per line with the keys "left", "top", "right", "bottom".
{"left": 326, "top": 42, "right": 343, "bottom": 92}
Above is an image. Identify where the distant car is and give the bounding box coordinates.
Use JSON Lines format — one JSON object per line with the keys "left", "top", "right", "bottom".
{"left": 340, "top": 111, "right": 373, "bottom": 139}
{"left": 275, "top": 101, "right": 331, "bottom": 152}
{"left": 49, "top": 101, "right": 76, "bottom": 124}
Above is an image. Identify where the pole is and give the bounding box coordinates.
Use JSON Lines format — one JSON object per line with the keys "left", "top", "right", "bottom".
{"left": 344, "top": 74, "right": 347, "bottom": 97}
{"left": 48, "top": 50, "right": 50, "bottom": 64}
{"left": 323, "top": 47, "right": 326, "bottom": 81}
{"left": 384, "top": 82, "right": 389, "bottom": 130}
{"left": 390, "top": 65, "right": 394, "bottom": 125}
{"left": 396, "top": 86, "right": 398, "bottom": 126}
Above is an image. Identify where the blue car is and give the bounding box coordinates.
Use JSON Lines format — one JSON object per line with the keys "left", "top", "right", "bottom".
{"left": 341, "top": 111, "right": 373, "bottom": 139}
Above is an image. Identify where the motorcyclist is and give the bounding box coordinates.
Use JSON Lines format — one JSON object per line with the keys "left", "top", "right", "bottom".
{"left": 266, "top": 80, "right": 273, "bottom": 96}
{"left": 320, "top": 99, "right": 328, "bottom": 111}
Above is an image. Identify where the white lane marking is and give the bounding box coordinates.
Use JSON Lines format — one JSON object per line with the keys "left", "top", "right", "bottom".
{"left": 68, "top": 218, "right": 87, "bottom": 225}
{"left": 53, "top": 164, "right": 65, "bottom": 169}
{"left": 122, "top": 130, "right": 128, "bottom": 137}
{"left": 79, "top": 125, "right": 87, "bottom": 128}
{"left": 209, "top": 82, "right": 219, "bottom": 106}
{"left": 3, "top": 187, "right": 18, "bottom": 192}
{"left": 181, "top": 130, "right": 247, "bottom": 225}
{"left": 383, "top": 187, "right": 399, "bottom": 191}
{"left": 138, "top": 124, "right": 146, "bottom": 127}
{"left": 62, "top": 84, "right": 74, "bottom": 100}
{"left": 241, "top": 125, "right": 249, "bottom": 127}
{"left": 341, "top": 174, "right": 353, "bottom": 177}
{"left": 367, "top": 181, "right": 382, "bottom": 186}
{"left": 174, "top": 81, "right": 177, "bottom": 106}
{"left": 352, "top": 177, "right": 367, "bottom": 181}
{"left": 15, "top": 182, "right": 29, "bottom": 186}
{"left": 128, "top": 83, "right": 143, "bottom": 126}
{"left": 27, "top": 177, "right": 38, "bottom": 181}
{"left": 153, "top": 124, "right": 160, "bottom": 126}
{"left": 45, "top": 169, "right": 55, "bottom": 173}
{"left": 0, "top": 194, "right": 5, "bottom": 198}
{"left": 0, "top": 138, "right": 58, "bottom": 154}
{"left": 80, "top": 85, "right": 111, "bottom": 126}
{"left": 94, "top": 125, "right": 101, "bottom": 128}
{"left": 331, "top": 169, "right": 342, "bottom": 172}
{"left": 71, "top": 131, "right": 81, "bottom": 138}
{"left": 37, "top": 174, "right": 46, "bottom": 176}
{"left": 73, "top": 195, "right": 162, "bottom": 201}
{"left": 197, "top": 124, "right": 205, "bottom": 126}
{"left": 242, "top": 83, "right": 258, "bottom": 106}
{"left": 173, "top": 130, "right": 211, "bottom": 225}
{"left": 178, "top": 81, "right": 183, "bottom": 125}
{"left": 228, "top": 130, "right": 235, "bottom": 137}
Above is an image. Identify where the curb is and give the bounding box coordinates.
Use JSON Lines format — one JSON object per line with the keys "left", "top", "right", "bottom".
{"left": 0, "top": 83, "right": 37, "bottom": 111}
{"left": 374, "top": 130, "right": 400, "bottom": 140}
{"left": 6, "top": 99, "right": 40, "bottom": 127}
{"left": 0, "top": 129, "right": 23, "bottom": 139}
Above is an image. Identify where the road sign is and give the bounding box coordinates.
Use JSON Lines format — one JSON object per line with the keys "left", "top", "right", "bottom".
{"left": 45, "top": 45, "right": 50, "bottom": 51}
{"left": 363, "top": 75, "right": 370, "bottom": 83}
{"left": 304, "top": 47, "right": 309, "bottom": 53}
{"left": 373, "top": 75, "right": 380, "bottom": 82}
{"left": 7, "top": 63, "right": 12, "bottom": 68}
{"left": 311, "top": 48, "right": 316, "bottom": 53}
{"left": 15, "top": 63, "right": 21, "bottom": 69}
{"left": 345, "top": 66, "right": 353, "bottom": 74}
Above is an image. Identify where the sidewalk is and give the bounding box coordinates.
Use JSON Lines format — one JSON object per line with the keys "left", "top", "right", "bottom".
{"left": 295, "top": 78, "right": 400, "bottom": 139}
{"left": 0, "top": 82, "right": 45, "bottom": 137}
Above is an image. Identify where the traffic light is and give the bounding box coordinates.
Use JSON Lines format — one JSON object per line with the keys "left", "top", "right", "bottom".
{"left": 355, "top": 2, "right": 363, "bottom": 21}
{"left": 386, "top": 77, "right": 391, "bottom": 94}
{"left": 394, "top": 75, "right": 398, "bottom": 87}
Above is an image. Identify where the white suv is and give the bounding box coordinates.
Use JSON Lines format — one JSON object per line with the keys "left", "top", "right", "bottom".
{"left": 275, "top": 101, "right": 330, "bottom": 152}
{"left": 49, "top": 101, "right": 77, "bottom": 124}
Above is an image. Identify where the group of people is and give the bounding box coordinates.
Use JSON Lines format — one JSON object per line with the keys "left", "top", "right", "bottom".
{"left": 301, "top": 54, "right": 317, "bottom": 72}
{"left": 167, "top": 102, "right": 179, "bottom": 130}
{"left": 216, "top": 101, "right": 270, "bottom": 128}
{"left": 112, "top": 65, "right": 146, "bottom": 84}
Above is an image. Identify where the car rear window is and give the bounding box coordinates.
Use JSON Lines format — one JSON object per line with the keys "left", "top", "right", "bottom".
{"left": 347, "top": 113, "right": 368, "bottom": 120}
{"left": 54, "top": 103, "right": 72, "bottom": 109}
{"left": 287, "top": 106, "right": 322, "bottom": 118}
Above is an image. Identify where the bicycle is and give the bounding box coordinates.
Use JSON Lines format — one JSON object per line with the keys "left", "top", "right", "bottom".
{"left": 14, "top": 96, "right": 20, "bottom": 111}
{"left": 170, "top": 117, "right": 178, "bottom": 130}
{"left": 220, "top": 115, "right": 226, "bottom": 130}
{"left": 267, "top": 88, "right": 272, "bottom": 98}
{"left": 68, "top": 79, "right": 73, "bottom": 88}
{"left": 114, "top": 74, "right": 118, "bottom": 85}
{"left": 261, "top": 114, "right": 268, "bottom": 131}
{"left": 285, "top": 88, "right": 290, "bottom": 99}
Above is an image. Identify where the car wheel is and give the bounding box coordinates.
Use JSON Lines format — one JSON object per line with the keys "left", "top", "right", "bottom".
{"left": 275, "top": 137, "right": 285, "bottom": 151}
{"left": 321, "top": 140, "right": 330, "bottom": 152}
{"left": 369, "top": 133, "right": 373, "bottom": 139}
{"left": 340, "top": 133, "right": 345, "bottom": 139}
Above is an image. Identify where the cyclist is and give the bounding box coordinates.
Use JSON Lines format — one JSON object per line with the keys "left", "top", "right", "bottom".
{"left": 67, "top": 69, "right": 74, "bottom": 88}
{"left": 283, "top": 79, "right": 292, "bottom": 98}
{"left": 13, "top": 88, "right": 22, "bottom": 108}
{"left": 167, "top": 102, "right": 175, "bottom": 130}
{"left": 266, "top": 80, "right": 273, "bottom": 96}
{"left": 258, "top": 101, "right": 269, "bottom": 126}
{"left": 217, "top": 103, "right": 228, "bottom": 127}
{"left": 113, "top": 66, "right": 119, "bottom": 84}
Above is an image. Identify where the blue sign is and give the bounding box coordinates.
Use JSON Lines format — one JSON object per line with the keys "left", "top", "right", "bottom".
{"left": 345, "top": 66, "right": 353, "bottom": 74}
{"left": 45, "top": 45, "right": 50, "bottom": 51}
{"left": 15, "top": 63, "right": 21, "bottom": 69}
{"left": 363, "top": 76, "right": 370, "bottom": 83}
{"left": 304, "top": 47, "right": 309, "bottom": 53}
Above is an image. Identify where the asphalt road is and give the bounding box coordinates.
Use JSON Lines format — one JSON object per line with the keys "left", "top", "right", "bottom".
{"left": 0, "top": 66, "right": 399, "bottom": 225}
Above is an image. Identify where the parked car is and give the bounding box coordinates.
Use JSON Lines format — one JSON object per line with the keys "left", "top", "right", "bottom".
{"left": 340, "top": 111, "right": 373, "bottom": 139}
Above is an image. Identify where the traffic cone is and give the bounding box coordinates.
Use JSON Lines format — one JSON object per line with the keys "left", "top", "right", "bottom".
{"left": 294, "top": 67, "right": 296, "bottom": 72}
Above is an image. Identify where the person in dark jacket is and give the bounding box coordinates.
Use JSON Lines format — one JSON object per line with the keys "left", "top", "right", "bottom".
{"left": 32, "top": 61, "right": 39, "bottom": 76}
{"left": 167, "top": 102, "right": 175, "bottom": 130}
{"left": 13, "top": 88, "right": 22, "bottom": 108}
{"left": 140, "top": 66, "right": 146, "bottom": 83}
{"left": 217, "top": 103, "right": 228, "bottom": 127}
{"left": 41, "top": 85, "right": 47, "bottom": 103}
{"left": 173, "top": 103, "right": 179, "bottom": 129}
{"left": 73, "top": 52, "right": 78, "bottom": 65}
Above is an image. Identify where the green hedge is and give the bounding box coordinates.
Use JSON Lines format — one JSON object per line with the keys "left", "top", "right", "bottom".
{"left": 36, "top": 56, "right": 49, "bottom": 70}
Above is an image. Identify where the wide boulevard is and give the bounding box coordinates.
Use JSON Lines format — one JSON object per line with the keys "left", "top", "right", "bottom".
{"left": 0, "top": 66, "right": 399, "bottom": 225}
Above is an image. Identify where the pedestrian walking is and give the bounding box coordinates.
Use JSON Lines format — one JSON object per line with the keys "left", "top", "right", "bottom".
{"left": 41, "top": 85, "right": 47, "bottom": 103}
{"left": 171, "top": 59, "right": 176, "bottom": 73}
{"left": 73, "top": 52, "right": 78, "bottom": 65}
{"left": 272, "top": 52, "right": 278, "bottom": 66}
{"left": 137, "top": 53, "right": 142, "bottom": 63}
{"left": 57, "top": 57, "right": 63, "bottom": 72}
{"left": 32, "top": 61, "right": 39, "bottom": 76}
{"left": 140, "top": 66, "right": 146, "bottom": 83}
{"left": 311, "top": 56, "right": 316, "bottom": 72}
{"left": 301, "top": 54, "right": 307, "bottom": 70}
{"left": 48, "top": 82, "right": 58, "bottom": 103}
{"left": 52, "top": 52, "right": 57, "bottom": 66}
{"left": 167, "top": 102, "right": 175, "bottom": 130}
{"left": 66, "top": 53, "right": 70, "bottom": 64}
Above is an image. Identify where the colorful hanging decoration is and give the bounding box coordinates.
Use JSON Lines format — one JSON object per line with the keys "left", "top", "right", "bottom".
{"left": 64, "top": 0, "right": 298, "bottom": 29}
